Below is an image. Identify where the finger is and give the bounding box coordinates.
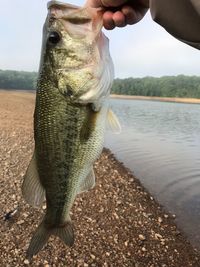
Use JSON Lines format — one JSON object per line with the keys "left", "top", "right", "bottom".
{"left": 112, "top": 11, "right": 126, "bottom": 27}
{"left": 122, "top": 5, "right": 137, "bottom": 25}
{"left": 103, "top": 11, "right": 115, "bottom": 30}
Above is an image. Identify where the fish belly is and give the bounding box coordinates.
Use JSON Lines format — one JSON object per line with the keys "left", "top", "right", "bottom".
{"left": 34, "top": 86, "right": 106, "bottom": 225}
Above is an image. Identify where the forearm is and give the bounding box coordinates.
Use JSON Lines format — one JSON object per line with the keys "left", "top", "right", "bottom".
{"left": 150, "top": 0, "right": 200, "bottom": 49}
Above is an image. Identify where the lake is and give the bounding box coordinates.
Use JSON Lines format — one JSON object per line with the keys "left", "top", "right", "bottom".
{"left": 105, "top": 98, "right": 200, "bottom": 248}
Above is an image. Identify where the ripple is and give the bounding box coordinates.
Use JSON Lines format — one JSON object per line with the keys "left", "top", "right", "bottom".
{"left": 106, "top": 98, "right": 200, "bottom": 248}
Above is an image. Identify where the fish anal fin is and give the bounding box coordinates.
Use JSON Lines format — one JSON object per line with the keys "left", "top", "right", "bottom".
{"left": 107, "top": 108, "right": 121, "bottom": 134}
{"left": 78, "top": 168, "right": 95, "bottom": 194}
{"left": 22, "top": 151, "right": 45, "bottom": 207}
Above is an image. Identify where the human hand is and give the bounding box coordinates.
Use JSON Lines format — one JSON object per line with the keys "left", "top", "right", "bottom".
{"left": 86, "top": 0, "right": 149, "bottom": 29}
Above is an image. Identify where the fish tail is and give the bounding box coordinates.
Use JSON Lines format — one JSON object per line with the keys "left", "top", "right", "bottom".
{"left": 26, "top": 219, "right": 51, "bottom": 259}
{"left": 53, "top": 221, "right": 74, "bottom": 247}
{"left": 26, "top": 218, "right": 74, "bottom": 259}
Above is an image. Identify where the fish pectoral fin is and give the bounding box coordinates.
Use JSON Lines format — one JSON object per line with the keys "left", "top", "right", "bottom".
{"left": 78, "top": 168, "right": 96, "bottom": 194}
{"left": 107, "top": 109, "right": 121, "bottom": 134}
{"left": 22, "top": 151, "right": 45, "bottom": 207}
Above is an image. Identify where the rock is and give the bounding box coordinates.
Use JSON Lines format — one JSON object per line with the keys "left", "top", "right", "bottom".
{"left": 90, "top": 254, "right": 96, "bottom": 260}
{"left": 124, "top": 241, "right": 128, "bottom": 247}
{"left": 142, "top": 247, "right": 147, "bottom": 252}
{"left": 17, "top": 220, "right": 24, "bottom": 225}
{"left": 139, "top": 234, "right": 146, "bottom": 241}
{"left": 155, "top": 233, "right": 163, "bottom": 239}
{"left": 24, "top": 259, "right": 29, "bottom": 265}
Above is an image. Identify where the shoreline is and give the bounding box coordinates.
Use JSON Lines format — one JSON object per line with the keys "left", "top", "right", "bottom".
{"left": 1, "top": 89, "right": 200, "bottom": 104}
{"left": 1, "top": 90, "right": 200, "bottom": 266}
{"left": 111, "top": 94, "right": 200, "bottom": 104}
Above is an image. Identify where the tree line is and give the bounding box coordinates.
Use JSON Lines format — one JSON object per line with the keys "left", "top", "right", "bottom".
{"left": 0, "top": 70, "right": 200, "bottom": 98}
{"left": 0, "top": 70, "right": 37, "bottom": 90}
{"left": 111, "top": 75, "right": 200, "bottom": 98}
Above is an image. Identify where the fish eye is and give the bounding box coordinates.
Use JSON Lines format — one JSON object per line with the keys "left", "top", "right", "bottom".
{"left": 48, "top": 31, "right": 61, "bottom": 45}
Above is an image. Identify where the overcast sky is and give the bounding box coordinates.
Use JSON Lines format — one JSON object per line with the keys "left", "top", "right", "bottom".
{"left": 1, "top": 0, "right": 200, "bottom": 78}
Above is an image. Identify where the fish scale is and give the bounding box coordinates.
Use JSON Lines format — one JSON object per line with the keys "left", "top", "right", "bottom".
{"left": 34, "top": 82, "right": 106, "bottom": 223}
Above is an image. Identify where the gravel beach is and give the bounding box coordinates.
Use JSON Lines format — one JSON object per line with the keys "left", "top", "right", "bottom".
{"left": 0, "top": 90, "right": 200, "bottom": 267}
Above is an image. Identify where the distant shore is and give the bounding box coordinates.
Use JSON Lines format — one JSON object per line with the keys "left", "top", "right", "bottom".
{"left": 111, "top": 94, "right": 200, "bottom": 104}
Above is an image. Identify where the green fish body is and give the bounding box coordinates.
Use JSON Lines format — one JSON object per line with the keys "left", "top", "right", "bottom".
{"left": 22, "top": 1, "right": 118, "bottom": 259}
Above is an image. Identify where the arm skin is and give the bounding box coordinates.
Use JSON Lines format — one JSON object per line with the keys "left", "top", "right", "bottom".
{"left": 86, "top": 0, "right": 149, "bottom": 29}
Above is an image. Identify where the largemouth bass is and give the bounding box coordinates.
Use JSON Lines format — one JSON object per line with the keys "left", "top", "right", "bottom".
{"left": 22, "top": 0, "right": 120, "bottom": 259}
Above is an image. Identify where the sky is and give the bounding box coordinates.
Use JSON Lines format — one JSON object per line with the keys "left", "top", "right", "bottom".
{"left": 1, "top": 0, "right": 200, "bottom": 78}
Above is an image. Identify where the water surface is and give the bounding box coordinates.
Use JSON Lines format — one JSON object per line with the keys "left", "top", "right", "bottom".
{"left": 105, "top": 98, "right": 200, "bottom": 248}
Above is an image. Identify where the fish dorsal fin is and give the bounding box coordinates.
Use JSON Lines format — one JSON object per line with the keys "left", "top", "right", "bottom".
{"left": 107, "top": 109, "right": 121, "bottom": 134}
{"left": 22, "top": 151, "right": 45, "bottom": 207}
{"left": 78, "top": 168, "right": 95, "bottom": 194}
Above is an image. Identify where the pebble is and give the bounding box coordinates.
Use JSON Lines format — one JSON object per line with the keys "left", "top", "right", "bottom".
{"left": 24, "top": 259, "right": 29, "bottom": 265}
{"left": 124, "top": 241, "right": 128, "bottom": 247}
{"left": 99, "top": 207, "right": 104, "bottom": 213}
{"left": 23, "top": 213, "right": 28, "bottom": 218}
{"left": 90, "top": 254, "right": 96, "bottom": 260}
{"left": 139, "top": 234, "right": 146, "bottom": 241}
{"left": 155, "top": 233, "right": 163, "bottom": 239}
{"left": 17, "top": 220, "right": 24, "bottom": 225}
{"left": 113, "top": 212, "right": 119, "bottom": 219}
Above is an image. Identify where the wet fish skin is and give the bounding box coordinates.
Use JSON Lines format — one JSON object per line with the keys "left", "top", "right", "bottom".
{"left": 22, "top": 1, "right": 114, "bottom": 259}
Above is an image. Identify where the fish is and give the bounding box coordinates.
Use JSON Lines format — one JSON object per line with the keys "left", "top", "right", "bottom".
{"left": 22, "top": 0, "right": 120, "bottom": 259}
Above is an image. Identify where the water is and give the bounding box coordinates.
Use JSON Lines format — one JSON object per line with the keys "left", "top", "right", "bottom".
{"left": 105, "top": 98, "right": 200, "bottom": 248}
